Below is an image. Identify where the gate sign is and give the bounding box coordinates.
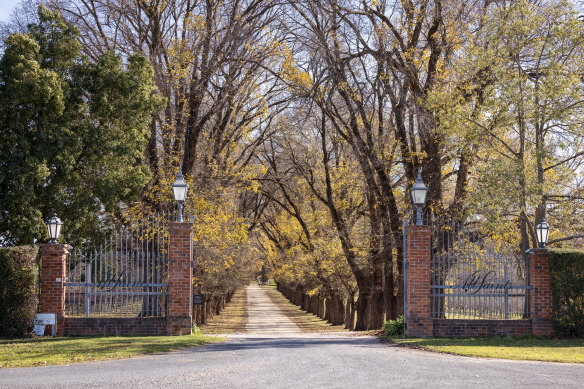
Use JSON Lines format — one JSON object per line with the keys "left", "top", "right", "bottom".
{"left": 34, "top": 313, "right": 56, "bottom": 336}
{"left": 193, "top": 294, "right": 205, "bottom": 305}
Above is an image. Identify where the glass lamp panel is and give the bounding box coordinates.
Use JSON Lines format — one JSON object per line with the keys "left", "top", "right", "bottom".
{"left": 536, "top": 221, "right": 550, "bottom": 246}
{"left": 411, "top": 188, "right": 426, "bottom": 206}
{"left": 47, "top": 215, "right": 63, "bottom": 241}
{"left": 410, "top": 172, "right": 428, "bottom": 206}
{"left": 172, "top": 181, "right": 187, "bottom": 201}
{"left": 48, "top": 223, "right": 57, "bottom": 240}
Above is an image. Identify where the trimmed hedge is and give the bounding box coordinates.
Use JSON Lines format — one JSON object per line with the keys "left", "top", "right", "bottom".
{"left": 0, "top": 246, "right": 39, "bottom": 338}
{"left": 549, "top": 249, "right": 584, "bottom": 337}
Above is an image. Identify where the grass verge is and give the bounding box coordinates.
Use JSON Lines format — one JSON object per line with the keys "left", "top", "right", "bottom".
{"left": 264, "top": 287, "right": 348, "bottom": 333}
{"left": 199, "top": 288, "right": 248, "bottom": 334}
{"left": 0, "top": 334, "right": 223, "bottom": 368}
{"left": 385, "top": 336, "right": 584, "bottom": 363}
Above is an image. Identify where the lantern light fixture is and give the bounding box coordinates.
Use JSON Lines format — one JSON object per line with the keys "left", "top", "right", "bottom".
{"left": 410, "top": 171, "right": 428, "bottom": 226}
{"left": 172, "top": 167, "right": 188, "bottom": 222}
{"left": 535, "top": 217, "right": 550, "bottom": 248}
{"left": 47, "top": 214, "right": 63, "bottom": 243}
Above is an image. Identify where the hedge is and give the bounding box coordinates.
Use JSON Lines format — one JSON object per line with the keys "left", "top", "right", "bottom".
{"left": 549, "top": 249, "right": 584, "bottom": 337}
{"left": 0, "top": 246, "right": 39, "bottom": 338}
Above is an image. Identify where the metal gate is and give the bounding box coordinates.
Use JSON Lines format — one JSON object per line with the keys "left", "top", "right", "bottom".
{"left": 430, "top": 216, "right": 531, "bottom": 320}
{"left": 64, "top": 213, "right": 170, "bottom": 317}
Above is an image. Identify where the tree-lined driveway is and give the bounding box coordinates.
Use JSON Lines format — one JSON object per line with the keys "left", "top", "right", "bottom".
{"left": 1, "top": 285, "right": 583, "bottom": 388}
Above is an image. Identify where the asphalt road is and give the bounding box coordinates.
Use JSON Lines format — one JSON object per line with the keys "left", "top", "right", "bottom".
{"left": 1, "top": 285, "right": 583, "bottom": 388}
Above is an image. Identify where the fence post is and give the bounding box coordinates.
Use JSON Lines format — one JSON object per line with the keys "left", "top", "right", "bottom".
{"left": 168, "top": 222, "right": 193, "bottom": 335}
{"left": 40, "top": 244, "right": 68, "bottom": 336}
{"left": 405, "top": 225, "right": 433, "bottom": 338}
{"left": 529, "top": 248, "right": 555, "bottom": 336}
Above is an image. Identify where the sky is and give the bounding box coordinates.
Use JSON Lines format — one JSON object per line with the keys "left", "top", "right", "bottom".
{"left": 0, "top": 0, "right": 20, "bottom": 23}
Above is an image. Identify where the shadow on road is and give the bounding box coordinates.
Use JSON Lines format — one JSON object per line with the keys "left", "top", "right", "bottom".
{"left": 189, "top": 336, "right": 381, "bottom": 352}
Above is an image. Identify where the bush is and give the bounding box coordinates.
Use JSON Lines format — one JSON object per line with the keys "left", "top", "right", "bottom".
{"left": 549, "top": 249, "right": 584, "bottom": 337}
{"left": 0, "top": 246, "right": 39, "bottom": 338}
{"left": 383, "top": 315, "right": 404, "bottom": 336}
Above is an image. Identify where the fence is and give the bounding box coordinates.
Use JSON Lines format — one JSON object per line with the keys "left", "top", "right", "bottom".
{"left": 430, "top": 216, "right": 530, "bottom": 320}
{"left": 404, "top": 215, "right": 555, "bottom": 338}
{"left": 64, "top": 214, "right": 170, "bottom": 318}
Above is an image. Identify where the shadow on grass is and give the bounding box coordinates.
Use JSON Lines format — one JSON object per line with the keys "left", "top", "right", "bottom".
{"left": 263, "top": 289, "right": 348, "bottom": 333}
{"left": 200, "top": 288, "right": 248, "bottom": 334}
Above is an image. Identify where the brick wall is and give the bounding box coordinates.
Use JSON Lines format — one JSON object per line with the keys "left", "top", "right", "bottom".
{"left": 40, "top": 244, "right": 68, "bottom": 336}
{"left": 433, "top": 319, "right": 532, "bottom": 337}
{"left": 64, "top": 317, "right": 167, "bottom": 336}
{"left": 529, "top": 249, "right": 556, "bottom": 336}
{"left": 405, "top": 225, "right": 433, "bottom": 338}
{"left": 168, "top": 222, "right": 193, "bottom": 335}
{"left": 404, "top": 225, "right": 557, "bottom": 338}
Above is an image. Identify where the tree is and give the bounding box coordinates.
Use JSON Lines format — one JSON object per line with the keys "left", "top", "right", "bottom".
{"left": 434, "top": 0, "right": 584, "bottom": 250}
{"left": 0, "top": 6, "right": 164, "bottom": 246}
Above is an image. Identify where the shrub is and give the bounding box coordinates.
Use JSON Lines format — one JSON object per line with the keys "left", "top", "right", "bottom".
{"left": 383, "top": 315, "right": 404, "bottom": 336}
{"left": 0, "top": 246, "right": 39, "bottom": 338}
{"left": 549, "top": 249, "right": 584, "bottom": 337}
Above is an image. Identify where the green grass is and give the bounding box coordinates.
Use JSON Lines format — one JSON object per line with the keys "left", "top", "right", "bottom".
{"left": 0, "top": 334, "right": 223, "bottom": 368}
{"left": 385, "top": 336, "right": 584, "bottom": 363}
{"left": 265, "top": 288, "right": 349, "bottom": 333}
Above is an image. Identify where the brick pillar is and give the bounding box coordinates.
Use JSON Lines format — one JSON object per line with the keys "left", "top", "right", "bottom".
{"left": 405, "top": 225, "right": 433, "bottom": 338}
{"left": 168, "top": 222, "right": 193, "bottom": 335}
{"left": 40, "top": 244, "right": 68, "bottom": 336}
{"left": 529, "top": 249, "right": 556, "bottom": 336}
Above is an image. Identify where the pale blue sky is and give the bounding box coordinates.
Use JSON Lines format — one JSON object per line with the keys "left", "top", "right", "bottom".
{"left": 0, "top": 0, "right": 20, "bottom": 23}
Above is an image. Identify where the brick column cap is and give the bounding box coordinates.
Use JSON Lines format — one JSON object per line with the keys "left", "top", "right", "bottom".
{"left": 529, "top": 248, "right": 548, "bottom": 255}
{"left": 408, "top": 225, "right": 431, "bottom": 232}
{"left": 169, "top": 222, "right": 194, "bottom": 231}
{"left": 40, "top": 243, "right": 69, "bottom": 255}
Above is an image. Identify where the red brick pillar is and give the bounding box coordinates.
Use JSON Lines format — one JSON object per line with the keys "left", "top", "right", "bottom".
{"left": 168, "top": 222, "right": 193, "bottom": 335}
{"left": 40, "top": 244, "right": 68, "bottom": 336}
{"left": 529, "top": 249, "right": 555, "bottom": 336}
{"left": 405, "top": 225, "right": 433, "bottom": 338}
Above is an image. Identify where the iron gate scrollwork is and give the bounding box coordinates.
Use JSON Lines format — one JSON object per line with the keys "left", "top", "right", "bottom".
{"left": 430, "top": 216, "right": 531, "bottom": 320}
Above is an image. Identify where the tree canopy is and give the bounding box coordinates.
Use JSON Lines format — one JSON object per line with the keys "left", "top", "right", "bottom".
{"left": 0, "top": 6, "right": 164, "bottom": 245}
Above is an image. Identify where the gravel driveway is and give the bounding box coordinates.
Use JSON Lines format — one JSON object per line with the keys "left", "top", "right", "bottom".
{"left": 1, "top": 285, "right": 583, "bottom": 388}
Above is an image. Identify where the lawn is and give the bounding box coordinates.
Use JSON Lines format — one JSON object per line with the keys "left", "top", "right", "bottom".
{"left": 386, "top": 336, "right": 584, "bottom": 363}
{"left": 0, "top": 334, "right": 223, "bottom": 368}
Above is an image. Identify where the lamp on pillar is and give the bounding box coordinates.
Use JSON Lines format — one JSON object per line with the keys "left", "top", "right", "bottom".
{"left": 410, "top": 171, "right": 428, "bottom": 226}
{"left": 46, "top": 214, "right": 63, "bottom": 243}
{"left": 172, "top": 167, "right": 188, "bottom": 222}
{"left": 535, "top": 218, "right": 550, "bottom": 248}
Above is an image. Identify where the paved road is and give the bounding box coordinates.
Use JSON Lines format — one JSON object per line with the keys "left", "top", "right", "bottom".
{"left": 1, "top": 285, "right": 583, "bottom": 388}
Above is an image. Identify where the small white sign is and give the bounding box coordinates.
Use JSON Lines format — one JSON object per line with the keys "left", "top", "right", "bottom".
{"left": 34, "top": 313, "right": 56, "bottom": 325}
{"left": 34, "top": 313, "right": 56, "bottom": 336}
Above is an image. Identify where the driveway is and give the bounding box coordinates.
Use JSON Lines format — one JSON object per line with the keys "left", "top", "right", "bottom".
{"left": 1, "top": 285, "right": 583, "bottom": 388}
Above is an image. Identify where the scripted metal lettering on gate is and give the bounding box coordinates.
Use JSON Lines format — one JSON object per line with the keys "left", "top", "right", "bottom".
{"left": 460, "top": 271, "right": 511, "bottom": 294}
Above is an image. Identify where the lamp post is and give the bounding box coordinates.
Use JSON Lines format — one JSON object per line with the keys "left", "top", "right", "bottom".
{"left": 535, "top": 217, "right": 550, "bottom": 248}
{"left": 172, "top": 167, "right": 188, "bottom": 222}
{"left": 46, "top": 214, "right": 63, "bottom": 243}
{"left": 410, "top": 171, "right": 428, "bottom": 226}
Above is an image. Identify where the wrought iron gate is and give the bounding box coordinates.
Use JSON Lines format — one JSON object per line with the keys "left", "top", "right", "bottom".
{"left": 64, "top": 213, "right": 170, "bottom": 317}
{"left": 430, "top": 216, "right": 531, "bottom": 320}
